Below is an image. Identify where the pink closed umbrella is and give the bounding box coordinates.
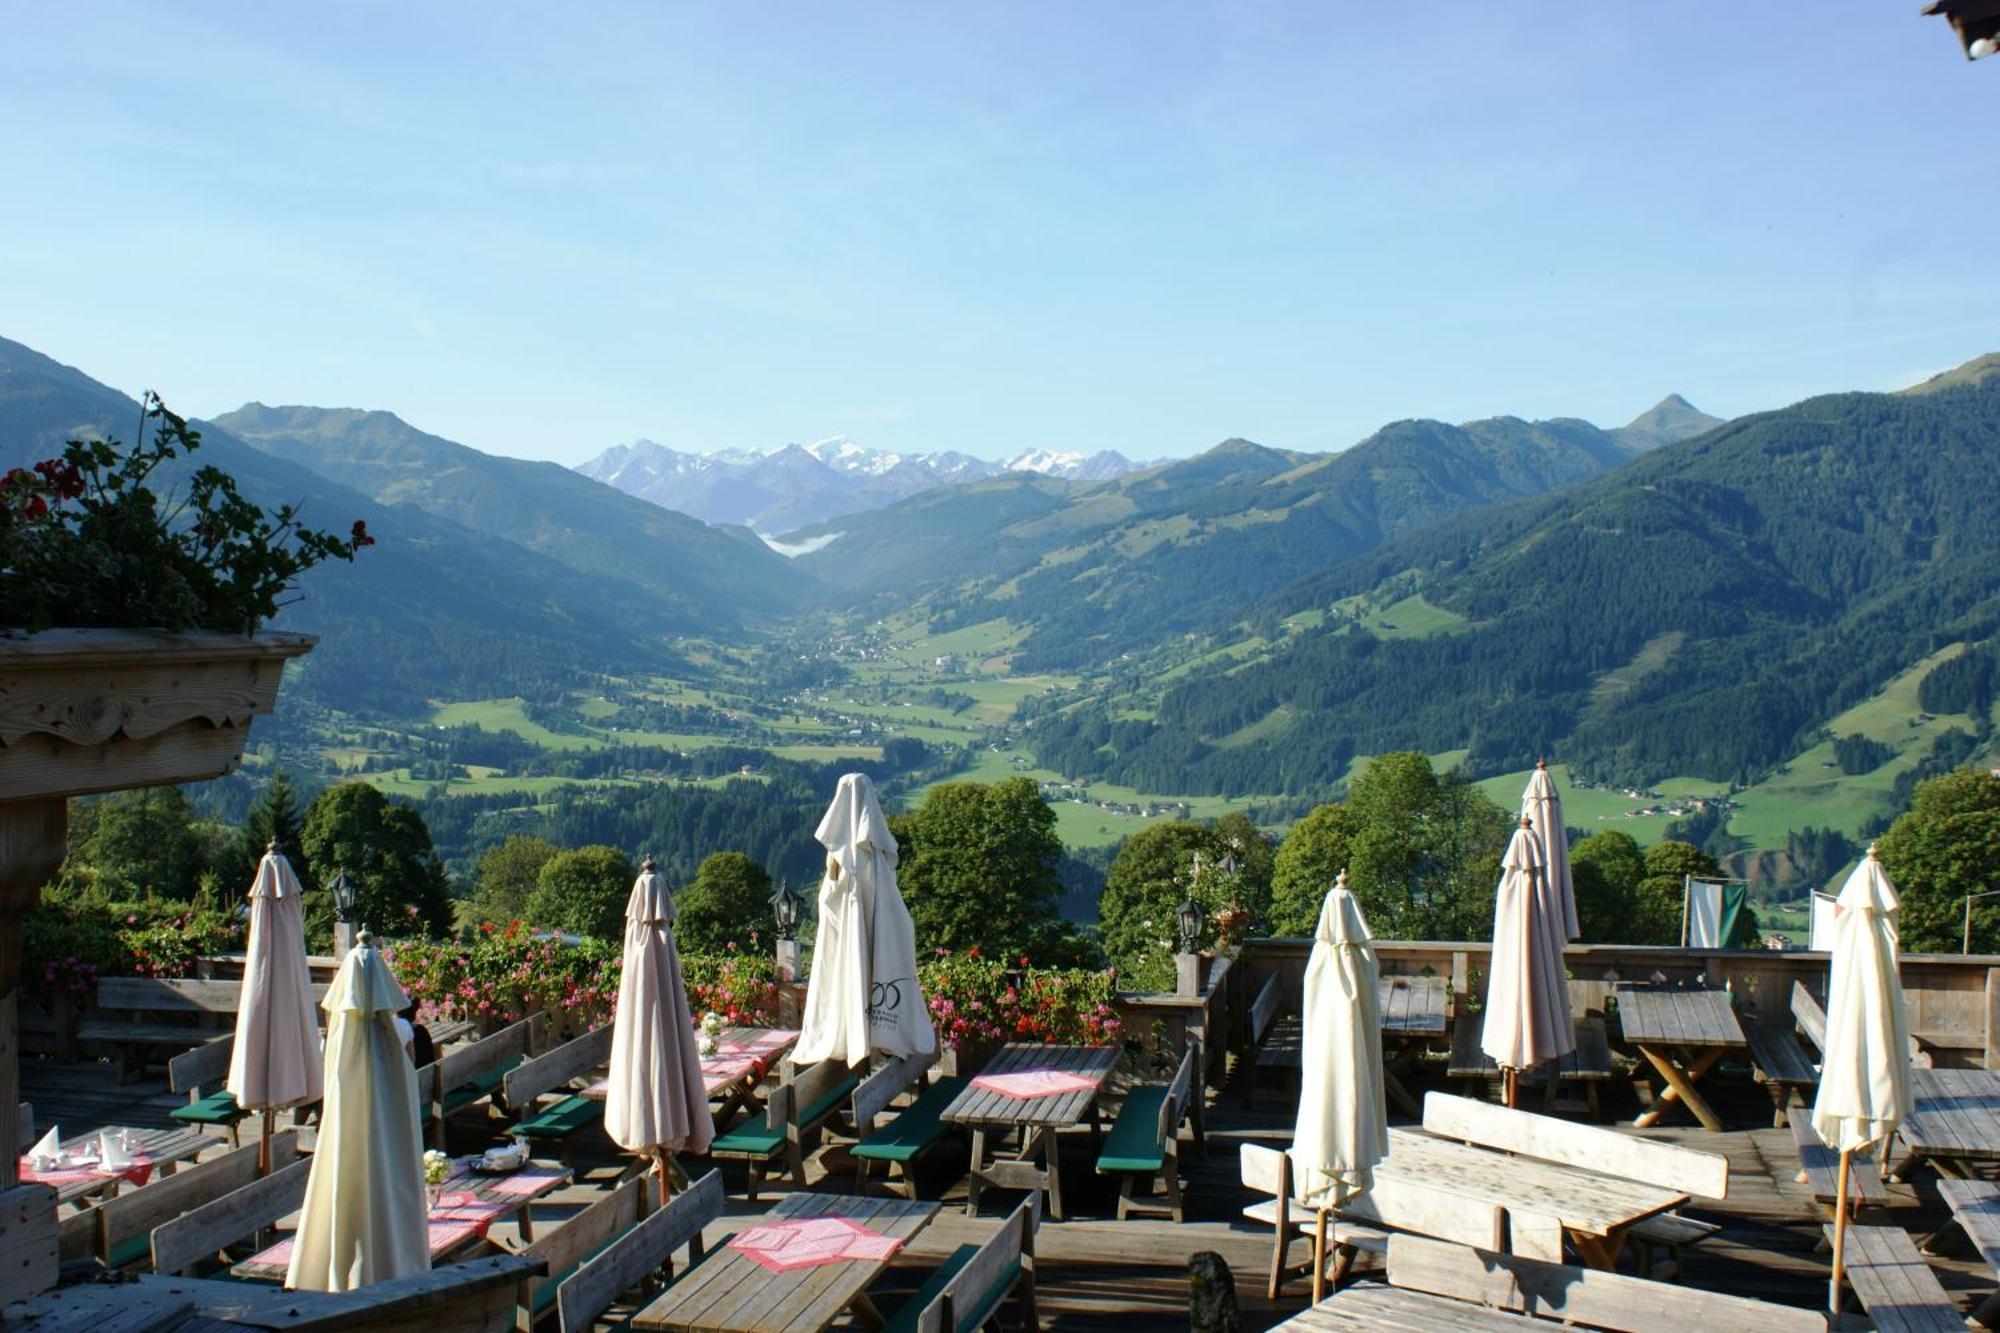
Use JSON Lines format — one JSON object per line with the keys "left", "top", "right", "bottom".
{"left": 226, "top": 844, "right": 324, "bottom": 1172}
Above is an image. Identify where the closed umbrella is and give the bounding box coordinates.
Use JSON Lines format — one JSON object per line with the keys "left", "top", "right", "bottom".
{"left": 795, "top": 773, "right": 934, "bottom": 1065}
{"left": 1814, "top": 845, "right": 1913, "bottom": 1315}
{"left": 286, "top": 933, "right": 427, "bottom": 1292}
{"left": 605, "top": 856, "right": 713, "bottom": 1198}
{"left": 1521, "top": 761, "right": 1581, "bottom": 941}
{"left": 1290, "top": 871, "right": 1388, "bottom": 1302}
{"left": 1480, "top": 816, "right": 1574, "bottom": 1106}
{"left": 227, "top": 844, "right": 324, "bottom": 1174}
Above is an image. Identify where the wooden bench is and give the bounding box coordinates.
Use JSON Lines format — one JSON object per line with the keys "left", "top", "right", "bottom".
{"left": 1351, "top": 1232, "right": 1828, "bottom": 1331}
{"left": 503, "top": 1025, "right": 612, "bottom": 1166}
{"left": 430, "top": 1014, "right": 541, "bottom": 1148}
{"left": 1096, "top": 1038, "right": 1199, "bottom": 1222}
{"left": 884, "top": 1193, "right": 1037, "bottom": 1333}
{"left": 79, "top": 978, "right": 268, "bottom": 1083}
{"left": 1791, "top": 980, "right": 1932, "bottom": 1072}
{"left": 1743, "top": 1021, "right": 1817, "bottom": 1127}
{"left": 1240, "top": 1142, "right": 1412, "bottom": 1300}
{"left": 1421, "top": 1092, "right": 1727, "bottom": 1279}
{"left": 519, "top": 1173, "right": 650, "bottom": 1326}
{"left": 709, "top": 1058, "right": 860, "bottom": 1201}
{"left": 1823, "top": 1222, "right": 1963, "bottom": 1332}
{"left": 850, "top": 1050, "right": 962, "bottom": 1199}
{"left": 1446, "top": 1015, "right": 1618, "bottom": 1118}
{"left": 554, "top": 1168, "right": 724, "bottom": 1333}
{"left": 151, "top": 1155, "right": 312, "bottom": 1276}
{"left": 166, "top": 1034, "right": 254, "bottom": 1144}
{"left": 83, "top": 1131, "right": 300, "bottom": 1271}
{"left": 1789, "top": 1107, "right": 1886, "bottom": 1227}
{"left": 1240, "top": 973, "right": 1287, "bottom": 1106}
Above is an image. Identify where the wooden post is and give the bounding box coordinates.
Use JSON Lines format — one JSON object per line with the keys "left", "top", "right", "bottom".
{"left": 1984, "top": 968, "right": 2000, "bottom": 1072}
{"left": 0, "top": 798, "right": 68, "bottom": 1193}
{"left": 259, "top": 1109, "right": 274, "bottom": 1176}
{"left": 1830, "top": 1147, "right": 1852, "bottom": 1314}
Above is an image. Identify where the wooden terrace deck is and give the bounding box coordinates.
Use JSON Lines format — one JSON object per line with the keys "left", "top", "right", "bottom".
{"left": 22, "top": 1049, "right": 2000, "bottom": 1329}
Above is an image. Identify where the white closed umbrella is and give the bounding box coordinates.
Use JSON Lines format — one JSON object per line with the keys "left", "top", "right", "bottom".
{"left": 1521, "top": 761, "right": 1580, "bottom": 940}
{"left": 1814, "top": 845, "right": 1913, "bottom": 1315}
{"left": 795, "top": 773, "right": 934, "bottom": 1065}
{"left": 1290, "top": 871, "right": 1388, "bottom": 1302}
{"left": 1481, "top": 816, "right": 1574, "bottom": 1106}
{"left": 605, "top": 856, "right": 713, "bottom": 1198}
{"left": 227, "top": 844, "right": 324, "bottom": 1173}
{"left": 286, "top": 933, "right": 427, "bottom": 1292}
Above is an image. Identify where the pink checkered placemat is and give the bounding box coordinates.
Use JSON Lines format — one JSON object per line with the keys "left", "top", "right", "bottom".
{"left": 19, "top": 1151, "right": 153, "bottom": 1190}
{"left": 727, "top": 1217, "right": 904, "bottom": 1272}
{"left": 971, "top": 1069, "right": 1101, "bottom": 1099}
{"left": 482, "top": 1166, "right": 563, "bottom": 1199}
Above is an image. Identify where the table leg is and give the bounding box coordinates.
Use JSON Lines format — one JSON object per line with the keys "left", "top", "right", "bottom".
{"left": 1089, "top": 1101, "right": 1103, "bottom": 1153}
{"left": 1043, "top": 1125, "right": 1065, "bottom": 1223}
{"left": 1971, "top": 1289, "right": 2000, "bottom": 1329}
{"left": 515, "top": 1201, "right": 535, "bottom": 1243}
{"left": 1632, "top": 1046, "right": 1725, "bottom": 1131}
{"left": 1569, "top": 1230, "right": 1628, "bottom": 1271}
{"left": 965, "top": 1128, "right": 987, "bottom": 1217}
{"left": 850, "top": 1292, "right": 887, "bottom": 1330}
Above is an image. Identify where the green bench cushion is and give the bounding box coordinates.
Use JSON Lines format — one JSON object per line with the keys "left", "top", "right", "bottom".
{"left": 1096, "top": 1086, "right": 1170, "bottom": 1173}
{"left": 107, "top": 1234, "right": 150, "bottom": 1270}
{"left": 883, "top": 1244, "right": 1019, "bottom": 1333}
{"left": 712, "top": 1074, "right": 862, "bottom": 1159}
{"left": 853, "top": 1077, "right": 969, "bottom": 1163}
{"left": 170, "top": 1090, "right": 245, "bottom": 1126}
{"left": 442, "top": 1056, "right": 521, "bottom": 1114}
{"left": 515, "top": 1094, "right": 602, "bottom": 1140}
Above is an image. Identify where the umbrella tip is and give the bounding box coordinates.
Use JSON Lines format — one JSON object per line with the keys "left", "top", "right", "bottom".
{"left": 355, "top": 929, "right": 375, "bottom": 948}
{"left": 1866, "top": 842, "right": 1880, "bottom": 860}
{"left": 1536, "top": 757, "right": 1547, "bottom": 770}
{"left": 266, "top": 839, "right": 280, "bottom": 854}
{"left": 641, "top": 854, "right": 657, "bottom": 872}
{"left": 1520, "top": 814, "right": 1534, "bottom": 829}
{"left": 1334, "top": 868, "right": 1348, "bottom": 890}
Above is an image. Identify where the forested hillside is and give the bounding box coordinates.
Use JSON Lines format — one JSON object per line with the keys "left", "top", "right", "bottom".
{"left": 1028, "top": 371, "right": 2000, "bottom": 795}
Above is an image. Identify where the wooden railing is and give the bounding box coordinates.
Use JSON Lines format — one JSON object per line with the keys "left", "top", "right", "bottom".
{"left": 1232, "top": 938, "right": 2000, "bottom": 1070}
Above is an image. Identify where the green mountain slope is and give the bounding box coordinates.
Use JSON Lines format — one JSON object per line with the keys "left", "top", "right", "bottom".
{"left": 213, "top": 403, "right": 805, "bottom": 622}
{"left": 1027, "top": 361, "right": 2000, "bottom": 796}
{"left": 0, "top": 337, "right": 667, "bottom": 713}
{"left": 798, "top": 402, "right": 1712, "bottom": 670}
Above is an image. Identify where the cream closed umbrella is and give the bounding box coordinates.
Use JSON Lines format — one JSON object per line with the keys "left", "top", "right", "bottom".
{"left": 795, "top": 773, "right": 934, "bottom": 1065}
{"left": 227, "top": 844, "right": 324, "bottom": 1174}
{"left": 1290, "top": 871, "right": 1388, "bottom": 1302}
{"left": 605, "top": 856, "right": 713, "bottom": 1198}
{"left": 1521, "top": 761, "right": 1581, "bottom": 941}
{"left": 1814, "top": 845, "right": 1913, "bottom": 1315}
{"left": 1480, "top": 816, "right": 1574, "bottom": 1106}
{"left": 286, "top": 933, "right": 427, "bottom": 1292}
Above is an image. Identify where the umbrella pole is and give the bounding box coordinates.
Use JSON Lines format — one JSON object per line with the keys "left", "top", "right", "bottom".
{"left": 259, "top": 1109, "right": 273, "bottom": 1176}
{"left": 1312, "top": 1207, "right": 1329, "bottom": 1305}
{"left": 1504, "top": 1068, "right": 1518, "bottom": 1109}
{"left": 655, "top": 1152, "right": 673, "bottom": 1205}
{"left": 1830, "top": 1148, "right": 1852, "bottom": 1315}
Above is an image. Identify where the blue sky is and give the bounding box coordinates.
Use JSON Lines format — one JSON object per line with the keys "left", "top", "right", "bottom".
{"left": 2, "top": 2, "right": 1993, "bottom": 465}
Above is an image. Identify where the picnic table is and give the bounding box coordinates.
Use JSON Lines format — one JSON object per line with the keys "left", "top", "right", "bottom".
{"left": 630, "top": 1191, "right": 938, "bottom": 1332}
{"left": 231, "top": 1160, "right": 569, "bottom": 1281}
{"left": 1257, "top": 976, "right": 1448, "bottom": 1118}
{"left": 1898, "top": 1067, "right": 2000, "bottom": 1179}
{"left": 1937, "top": 1179, "right": 2000, "bottom": 1325}
{"left": 585, "top": 1027, "right": 800, "bottom": 1127}
{"left": 18, "top": 1125, "right": 221, "bottom": 1206}
{"left": 1374, "top": 1128, "right": 1685, "bottom": 1269}
{"left": 1615, "top": 985, "right": 1745, "bottom": 1132}
{"left": 942, "top": 1042, "right": 1119, "bottom": 1222}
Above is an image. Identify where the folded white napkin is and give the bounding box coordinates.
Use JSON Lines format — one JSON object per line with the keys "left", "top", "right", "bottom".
{"left": 98, "top": 1130, "right": 133, "bottom": 1171}
{"left": 27, "top": 1126, "right": 60, "bottom": 1168}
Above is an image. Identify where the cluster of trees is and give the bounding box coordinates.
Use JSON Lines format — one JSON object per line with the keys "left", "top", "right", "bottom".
{"left": 1880, "top": 768, "right": 2000, "bottom": 953}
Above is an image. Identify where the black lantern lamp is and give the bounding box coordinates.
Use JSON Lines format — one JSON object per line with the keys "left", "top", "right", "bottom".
{"left": 328, "top": 869, "right": 358, "bottom": 924}
{"left": 770, "top": 878, "right": 804, "bottom": 942}
{"left": 1175, "top": 893, "right": 1207, "bottom": 955}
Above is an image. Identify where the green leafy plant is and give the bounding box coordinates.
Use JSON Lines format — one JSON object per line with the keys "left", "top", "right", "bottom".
{"left": 0, "top": 392, "right": 373, "bottom": 632}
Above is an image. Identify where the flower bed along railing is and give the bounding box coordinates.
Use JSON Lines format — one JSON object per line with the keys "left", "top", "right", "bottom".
{"left": 920, "top": 948, "right": 1121, "bottom": 1053}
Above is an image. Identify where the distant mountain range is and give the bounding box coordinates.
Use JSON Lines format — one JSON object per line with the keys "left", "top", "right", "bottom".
{"left": 787, "top": 396, "right": 1723, "bottom": 670}
{"left": 574, "top": 436, "right": 1150, "bottom": 531}
{"left": 1024, "top": 358, "right": 2000, "bottom": 797}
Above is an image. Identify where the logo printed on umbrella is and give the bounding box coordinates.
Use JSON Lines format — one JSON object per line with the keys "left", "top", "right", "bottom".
{"left": 868, "top": 977, "right": 908, "bottom": 1017}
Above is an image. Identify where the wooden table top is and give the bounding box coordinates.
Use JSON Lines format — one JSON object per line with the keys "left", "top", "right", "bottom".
{"left": 584, "top": 1027, "right": 800, "bottom": 1101}
{"left": 940, "top": 1044, "right": 1120, "bottom": 1129}
{"left": 1940, "top": 1179, "right": 2000, "bottom": 1276}
{"left": 231, "top": 1162, "right": 569, "bottom": 1281}
{"left": 19, "top": 1125, "right": 221, "bottom": 1205}
{"left": 1376, "top": 1128, "right": 1685, "bottom": 1238}
{"left": 1279, "top": 1283, "right": 1538, "bottom": 1329}
{"left": 1614, "top": 986, "right": 1745, "bottom": 1049}
{"left": 1379, "top": 975, "right": 1449, "bottom": 1036}
{"left": 1905, "top": 1067, "right": 2000, "bottom": 1163}
{"left": 630, "top": 1192, "right": 939, "bottom": 1333}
